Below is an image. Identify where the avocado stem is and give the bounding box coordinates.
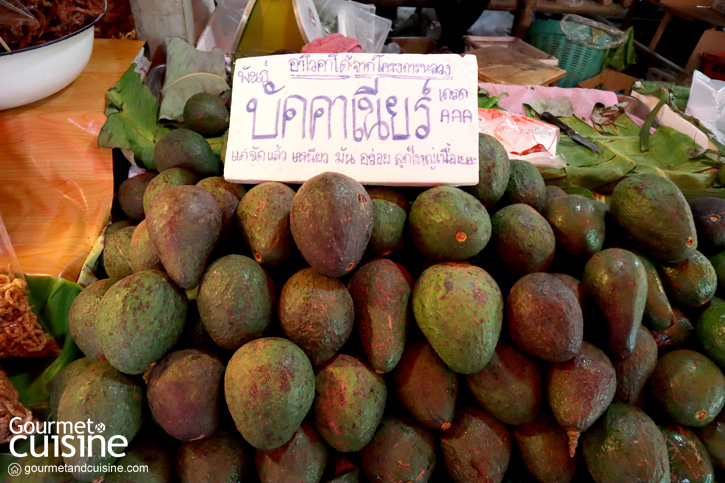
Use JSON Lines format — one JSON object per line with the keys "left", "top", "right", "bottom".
{"left": 567, "top": 429, "right": 580, "bottom": 458}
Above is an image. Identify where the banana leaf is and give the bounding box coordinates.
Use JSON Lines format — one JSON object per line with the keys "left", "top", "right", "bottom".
{"left": 5, "top": 276, "right": 82, "bottom": 412}
{"left": 539, "top": 112, "right": 721, "bottom": 194}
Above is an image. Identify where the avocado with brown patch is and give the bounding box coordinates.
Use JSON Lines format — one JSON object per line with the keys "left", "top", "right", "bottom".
{"left": 360, "top": 416, "right": 436, "bottom": 483}
{"left": 147, "top": 349, "right": 225, "bottom": 441}
{"left": 391, "top": 339, "right": 458, "bottom": 432}
{"left": 225, "top": 337, "right": 315, "bottom": 450}
{"left": 313, "top": 354, "right": 386, "bottom": 452}
{"left": 440, "top": 406, "right": 511, "bottom": 483}
{"left": 279, "top": 268, "right": 354, "bottom": 365}
{"left": 412, "top": 262, "right": 503, "bottom": 374}
{"left": 348, "top": 258, "right": 411, "bottom": 373}
{"left": 506, "top": 272, "right": 583, "bottom": 362}
{"left": 238, "top": 182, "right": 296, "bottom": 265}
{"left": 466, "top": 341, "right": 542, "bottom": 425}
{"left": 290, "top": 172, "right": 373, "bottom": 277}
{"left": 547, "top": 342, "right": 616, "bottom": 457}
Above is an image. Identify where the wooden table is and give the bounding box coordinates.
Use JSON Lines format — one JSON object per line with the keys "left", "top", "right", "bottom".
{"left": 0, "top": 39, "right": 144, "bottom": 281}
{"left": 469, "top": 46, "right": 567, "bottom": 86}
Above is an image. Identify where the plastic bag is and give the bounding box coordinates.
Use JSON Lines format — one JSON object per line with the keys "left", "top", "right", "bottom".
{"left": 477, "top": 108, "right": 564, "bottom": 168}
{"left": 686, "top": 70, "right": 725, "bottom": 147}
{"left": 338, "top": 1, "right": 391, "bottom": 53}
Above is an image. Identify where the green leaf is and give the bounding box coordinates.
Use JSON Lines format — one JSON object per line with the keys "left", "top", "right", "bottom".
{"left": 98, "top": 64, "right": 170, "bottom": 170}
{"left": 159, "top": 38, "right": 229, "bottom": 122}
{"left": 6, "top": 276, "right": 81, "bottom": 412}
{"left": 547, "top": 112, "right": 721, "bottom": 193}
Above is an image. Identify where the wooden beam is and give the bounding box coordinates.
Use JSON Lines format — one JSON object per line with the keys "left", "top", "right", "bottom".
{"left": 648, "top": 10, "right": 672, "bottom": 50}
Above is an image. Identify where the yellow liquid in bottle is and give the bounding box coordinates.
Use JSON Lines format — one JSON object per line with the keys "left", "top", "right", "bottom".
{"left": 236, "top": 0, "right": 306, "bottom": 56}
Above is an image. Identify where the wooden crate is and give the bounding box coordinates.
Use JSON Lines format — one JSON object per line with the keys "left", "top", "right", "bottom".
{"left": 463, "top": 35, "right": 559, "bottom": 66}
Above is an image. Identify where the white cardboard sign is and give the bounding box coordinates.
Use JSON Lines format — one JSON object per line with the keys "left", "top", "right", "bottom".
{"left": 224, "top": 53, "right": 479, "bottom": 186}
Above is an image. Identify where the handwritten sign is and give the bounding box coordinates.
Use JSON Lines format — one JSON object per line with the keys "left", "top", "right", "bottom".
{"left": 224, "top": 53, "right": 479, "bottom": 186}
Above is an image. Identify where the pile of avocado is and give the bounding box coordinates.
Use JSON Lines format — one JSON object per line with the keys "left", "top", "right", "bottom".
{"left": 36, "top": 96, "right": 725, "bottom": 483}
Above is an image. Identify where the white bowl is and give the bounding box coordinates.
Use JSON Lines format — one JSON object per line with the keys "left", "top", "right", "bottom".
{"left": 0, "top": 5, "right": 106, "bottom": 111}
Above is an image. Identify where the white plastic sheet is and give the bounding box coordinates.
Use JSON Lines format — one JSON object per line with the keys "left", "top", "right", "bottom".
{"left": 686, "top": 70, "right": 725, "bottom": 147}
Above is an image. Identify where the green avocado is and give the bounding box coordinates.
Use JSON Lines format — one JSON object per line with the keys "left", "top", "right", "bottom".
{"left": 613, "top": 327, "right": 658, "bottom": 404}
{"left": 129, "top": 220, "right": 164, "bottom": 273}
{"left": 544, "top": 194, "right": 605, "bottom": 263}
{"left": 632, "top": 251, "right": 674, "bottom": 331}
{"left": 225, "top": 338, "right": 315, "bottom": 450}
{"left": 412, "top": 262, "right": 503, "bottom": 374}
{"left": 660, "top": 425, "right": 714, "bottom": 483}
{"left": 313, "top": 355, "right": 386, "bottom": 452}
{"left": 49, "top": 357, "right": 92, "bottom": 420}
{"left": 658, "top": 250, "right": 717, "bottom": 308}
{"left": 68, "top": 279, "right": 114, "bottom": 361}
{"left": 97, "top": 270, "right": 187, "bottom": 374}
{"left": 408, "top": 185, "right": 491, "bottom": 261}
{"left": 502, "top": 159, "right": 546, "bottom": 211}
{"left": 153, "top": 128, "right": 219, "bottom": 177}
{"left": 610, "top": 173, "right": 697, "bottom": 263}
{"left": 146, "top": 185, "right": 222, "bottom": 290}
{"left": 463, "top": 133, "right": 511, "bottom": 207}
{"left": 104, "top": 226, "right": 135, "bottom": 280}
{"left": 582, "top": 248, "right": 647, "bottom": 359}
{"left": 696, "top": 302, "right": 725, "bottom": 369}
{"left": 183, "top": 92, "right": 230, "bottom": 138}
{"left": 197, "top": 254, "right": 273, "bottom": 351}
{"left": 366, "top": 198, "right": 407, "bottom": 258}
{"left": 490, "top": 204, "right": 555, "bottom": 275}
{"left": 57, "top": 361, "right": 144, "bottom": 482}
{"left": 582, "top": 403, "right": 670, "bottom": 483}
{"left": 196, "top": 176, "right": 246, "bottom": 238}
{"left": 697, "top": 409, "right": 725, "bottom": 470}
{"left": 649, "top": 349, "right": 725, "bottom": 427}
{"left": 142, "top": 167, "right": 199, "bottom": 213}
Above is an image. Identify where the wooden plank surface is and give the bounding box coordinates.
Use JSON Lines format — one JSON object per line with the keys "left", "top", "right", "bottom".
{"left": 0, "top": 39, "right": 144, "bottom": 281}
{"left": 469, "top": 46, "right": 566, "bottom": 85}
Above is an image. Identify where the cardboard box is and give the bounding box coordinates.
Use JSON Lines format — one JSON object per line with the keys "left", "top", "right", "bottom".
{"left": 463, "top": 36, "right": 559, "bottom": 66}
{"left": 578, "top": 70, "right": 638, "bottom": 94}
{"left": 389, "top": 37, "right": 437, "bottom": 54}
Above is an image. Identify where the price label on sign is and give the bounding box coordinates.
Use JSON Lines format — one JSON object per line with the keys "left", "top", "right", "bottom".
{"left": 224, "top": 53, "right": 480, "bottom": 186}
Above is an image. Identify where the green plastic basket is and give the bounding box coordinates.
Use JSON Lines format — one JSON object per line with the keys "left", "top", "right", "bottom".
{"left": 529, "top": 19, "right": 609, "bottom": 88}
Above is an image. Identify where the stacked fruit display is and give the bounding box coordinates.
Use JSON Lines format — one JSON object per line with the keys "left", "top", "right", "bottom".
{"left": 33, "top": 123, "right": 725, "bottom": 483}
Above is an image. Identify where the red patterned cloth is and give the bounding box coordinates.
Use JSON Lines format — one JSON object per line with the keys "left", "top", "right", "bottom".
{"left": 302, "top": 33, "right": 363, "bottom": 54}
